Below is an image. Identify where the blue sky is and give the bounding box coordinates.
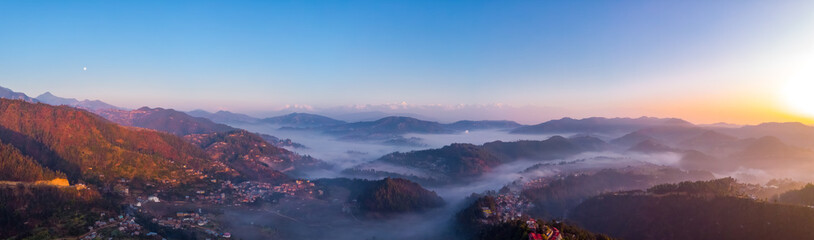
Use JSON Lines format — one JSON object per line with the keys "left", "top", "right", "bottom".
{"left": 1, "top": 1, "right": 813, "bottom": 123}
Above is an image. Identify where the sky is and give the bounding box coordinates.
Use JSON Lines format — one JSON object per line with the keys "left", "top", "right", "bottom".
{"left": 1, "top": 0, "right": 814, "bottom": 124}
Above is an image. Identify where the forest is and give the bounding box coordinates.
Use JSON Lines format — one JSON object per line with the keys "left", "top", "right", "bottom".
{"left": 570, "top": 178, "right": 814, "bottom": 240}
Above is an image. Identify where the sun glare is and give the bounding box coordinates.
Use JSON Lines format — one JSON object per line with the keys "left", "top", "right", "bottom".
{"left": 781, "top": 76, "right": 814, "bottom": 117}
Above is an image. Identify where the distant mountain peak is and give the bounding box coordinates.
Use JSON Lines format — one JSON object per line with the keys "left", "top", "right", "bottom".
{"left": 186, "top": 109, "right": 260, "bottom": 124}
{"left": 0, "top": 86, "right": 38, "bottom": 103}
{"left": 512, "top": 116, "right": 694, "bottom": 135}
{"left": 97, "top": 107, "right": 235, "bottom": 136}
{"left": 261, "top": 112, "right": 346, "bottom": 128}
{"left": 629, "top": 139, "right": 675, "bottom": 153}
{"left": 698, "top": 130, "right": 736, "bottom": 140}
{"left": 34, "top": 91, "right": 120, "bottom": 111}
{"left": 756, "top": 122, "right": 809, "bottom": 128}
{"left": 750, "top": 135, "right": 786, "bottom": 147}
{"left": 373, "top": 116, "right": 424, "bottom": 123}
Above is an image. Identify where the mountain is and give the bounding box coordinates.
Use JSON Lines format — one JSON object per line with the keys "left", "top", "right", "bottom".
{"left": 676, "top": 130, "right": 739, "bottom": 155}
{"left": 521, "top": 168, "right": 715, "bottom": 219}
{"left": 777, "top": 184, "right": 814, "bottom": 206}
{"left": 609, "top": 125, "right": 707, "bottom": 150}
{"left": 627, "top": 125, "right": 707, "bottom": 144}
{"left": 678, "top": 150, "right": 721, "bottom": 170}
{"left": 258, "top": 133, "right": 306, "bottom": 149}
{"left": 0, "top": 184, "right": 112, "bottom": 239}
{"left": 356, "top": 178, "right": 444, "bottom": 215}
{"left": 446, "top": 120, "right": 523, "bottom": 131}
{"left": 75, "top": 99, "right": 119, "bottom": 111}
{"left": 317, "top": 178, "right": 444, "bottom": 216}
{"left": 511, "top": 117, "right": 694, "bottom": 135}
{"left": 720, "top": 122, "right": 814, "bottom": 149}
{"left": 609, "top": 131, "right": 654, "bottom": 149}
{"left": 612, "top": 130, "right": 730, "bottom": 171}
{"left": 97, "top": 107, "right": 320, "bottom": 174}
{"left": 481, "top": 136, "right": 588, "bottom": 161}
{"left": 731, "top": 136, "right": 814, "bottom": 166}
{"left": 378, "top": 143, "right": 502, "bottom": 180}
{"left": 628, "top": 139, "right": 675, "bottom": 153}
{"left": 35, "top": 91, "right": 120, "bottom": 111}
{"left": 261, "top": 112, "right": 346, "bottom": 128}
{"left": 610, "top": 128, "right": 813, "bottom": 171}
{"left": 356, "top": 136, "right": 606, "bottom": 183}
{"left": 0, "top": 99, "right": 239, "bottom": 184}
{"left": 0, "top": 86, "right": 37, "bottom": 103}
{"left": 323, "top": 116, "right": 451, "bottom": 139}
{"left": 455, "top": 195, "right": 618, "bottom": 240}
{"left": 571, "top": 178, "right": 814, "bottom": 240}
{"left": 567, "top": 134, "right": 612, "bottom": 152}
{"left": 35, "top": 91, "right": 79, "bottom": 106}
{"left": 699, "top": 122, "right": 742, "bottom": 129}
{"left": 315, "top": 117, "right": 522, "bottom": 142}
{"left": 187, "top": 109, "right": 260, "bottom": 124}
{"left": 184, "top": 130, "right": 321, "bottom": 178}
{"left": 96, "top": 107, "right": 237, "bottom": 136}
{"left": 329, "top": 111, "right": 434, "bottom": 122}
{"left": 0, "top": 140, "right": 66, "bottom": 182}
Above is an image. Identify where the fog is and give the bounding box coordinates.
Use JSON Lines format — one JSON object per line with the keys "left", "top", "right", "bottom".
{"left": 406, "top": 130, "right": 560, "bottom": 147}
{"left": 711, "top": 162, "right": 814, "bottom": 184}
{"left": 218, "top": 201, "right": 465, "bottom": 240}
{"left": 216, "top": 148, "right": 693, "bottom": 240}
{"left": 232, "top": 123, "right": 564, "bottom": 171}
{"left": 223, "top": 122, "right": 814, "bottom": 239}
{"left": 232, "top": 123, "right": 418, "bottom": 169}
{"left": 221, "top": 125, "right": 652, "bottom": 239}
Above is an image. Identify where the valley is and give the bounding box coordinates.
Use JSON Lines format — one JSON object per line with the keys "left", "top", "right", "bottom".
{"left": 4, "top": 87, "right": 814, "bottom": 240}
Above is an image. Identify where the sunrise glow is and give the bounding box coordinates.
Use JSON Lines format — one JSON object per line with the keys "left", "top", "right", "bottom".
{"left": 6, "top": 1, "right": 814, "bottom": 239}
{"left": 781, "top": 73, "right": 814, "bottom": 118}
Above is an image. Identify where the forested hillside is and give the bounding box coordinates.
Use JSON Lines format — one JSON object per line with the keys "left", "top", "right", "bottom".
{"left": 0, "top": 99, "right": 234, "bottom": 184}
{"left": 317, "top": 178, "right": 444, "bottom": 216}
{"left": 571, "top": 178, "right": 814, "bottom": 240}
{"left": 0, "top": 140, "right": 65, "bottom": 182}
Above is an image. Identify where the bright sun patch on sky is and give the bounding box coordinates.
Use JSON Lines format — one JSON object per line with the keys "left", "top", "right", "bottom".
{"left": 781, "top": 73, "right": 814, "bottom": 117}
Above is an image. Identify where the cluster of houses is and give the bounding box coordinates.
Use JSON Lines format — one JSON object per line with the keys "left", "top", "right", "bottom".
{"left": 154, "top": 211, "right": 212, "bottom": 230}
{"left": 231, "top": 179, "right": 322, "bottom": 204}
{"left": 473, "top": 192, "right": 563, "bottom": 240}
{"left": 194, "top": 191, "right": 228, "bottom": 204}
{"left": 83, "top": 214, "right": 152, "bottom": 239}
{"left": 130, "top": 195, "right": 162, "bottom": 208}
{"left": 274, "top": 180, "right": 321, "bottom": 197}
{"left": 526, "top": 219, "right": 563, "bottom": 240}
{"left": 523, "top": 177, "right": 552, "bottom": 189}
{"left": 161, "top": 158, "right": 238, "bottom": 187}
{"left": 522, "top": 173, "right": 584, "bottom": 190}
{"left": 480, "top": 192, "right": 534, "bottom": 223}
{"left": 158, "top": 178, "right": 324, "bottom": 206}
{"left": 151, "top": 210, "right": 231, "bottom": 238}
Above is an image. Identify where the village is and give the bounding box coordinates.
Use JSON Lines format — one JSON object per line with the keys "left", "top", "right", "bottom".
{"left": 228, "top": 179, "right": 322, "bottom": 204}
{"left": 107, "top": 176, "right": 323, "bottom": 240}
{"left": 80, "top": 213, "right": 155, "bottom": 240}
{"left": 480, "top": 192, "right": 534, "bottom": 223}
{"left": 478, "top": 192, "right": 563, "bottom": 240}
{"left": 152, "top": 210, "right": 231, "bottom": 239}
